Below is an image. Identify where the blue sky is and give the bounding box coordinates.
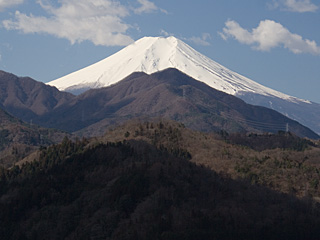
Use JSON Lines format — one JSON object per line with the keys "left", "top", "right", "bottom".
{"left": 0, "top": 0, "right": 319, "bottom": 103}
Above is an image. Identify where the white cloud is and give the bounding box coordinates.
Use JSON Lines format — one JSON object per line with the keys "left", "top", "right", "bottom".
{"left": 2, "top": 0, "right": 166, "bottom": 46}
{"left": 269, "top": 0, "right": 318, "bottom": 12}
{"left": 134, "top": 0, "right": 157, "bottom": 14}
{"left": 0, "top": 0, "right": 24, "bottom": 11}
{"left": 188, "top": 33, "right": 212, "bottom": 46}
{"left": 220, "top": 19, "right": 320, "bottom": 55}
{"left": 134, "top": 0, "right": 168, "bottom": 14}
{"left": 159, "top": 29, "right": 170, "bottom": 37}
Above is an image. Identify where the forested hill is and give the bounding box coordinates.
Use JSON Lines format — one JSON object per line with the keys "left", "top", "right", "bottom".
{"left": 0, "top": 107, "right": 68, "bottom": 168}
{"left": 1, "top": 130, "right": 320, "bottom": 239}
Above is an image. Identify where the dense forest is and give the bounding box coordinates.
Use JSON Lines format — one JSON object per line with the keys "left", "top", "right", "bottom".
{"left": 1, "top": 121, "right": 320, "bottom": 239}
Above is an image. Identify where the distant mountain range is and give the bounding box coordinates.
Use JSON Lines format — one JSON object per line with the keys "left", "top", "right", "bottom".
{"left": 0, "top": 69, "right": 318, "bottom": 139}
{"left": 47, "top": 36, "right": 320, "bottom": 135}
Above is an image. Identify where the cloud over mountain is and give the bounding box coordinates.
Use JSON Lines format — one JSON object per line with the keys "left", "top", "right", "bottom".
{"left": 134, "top": 0, "right": 167, "bottom": 14}
{"left": 2, "top": 0, "right": 165, "bottom": 46}
{"left": 220, "top": 19, "right": 320, "bottom": 55}
{"left": 188, "top": 33, "right": 212, "bottom": 46}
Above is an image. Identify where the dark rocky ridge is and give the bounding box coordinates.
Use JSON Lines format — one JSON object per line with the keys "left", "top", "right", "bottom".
{"left": 0, "top": 69, "right": 318, "bottom": 139}
{"left": 0, "top": 70, "right": 74, "bottom": 121}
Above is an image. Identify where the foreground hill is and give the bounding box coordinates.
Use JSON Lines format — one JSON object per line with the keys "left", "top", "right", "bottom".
{"left": 1, "top": 128, "right": 320, "bottom": 239}
{"left": 101, "top": 120, "right": 320, "bottom": 200}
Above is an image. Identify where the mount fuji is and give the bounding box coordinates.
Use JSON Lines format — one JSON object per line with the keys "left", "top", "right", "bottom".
{"left": 48, "top": 36, "right": 302, "bottom": 101}
{"left": 47, "top": 36, "right": 320, "bottom": 135}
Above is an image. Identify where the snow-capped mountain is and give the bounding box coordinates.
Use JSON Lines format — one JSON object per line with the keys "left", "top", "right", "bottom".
{"left": 47, "top": 36, "right": 320, "bottom": 134}
{"left": 48, "top": 36, "right": 305, "bottom": 103}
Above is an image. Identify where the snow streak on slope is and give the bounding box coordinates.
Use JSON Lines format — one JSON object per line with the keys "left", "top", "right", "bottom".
{"left": 48, "top": 36, "right": 310, "bottom": 104}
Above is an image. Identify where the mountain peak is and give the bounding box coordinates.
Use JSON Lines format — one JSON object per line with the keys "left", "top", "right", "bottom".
{"left": 47, "top": 36, "right": 180, "bottom": 93}
{"left": 136, "top": 36, "right": 179, "bottom": 45}
{"left": 47, "top": 36, "right": 308, "bottom": 105}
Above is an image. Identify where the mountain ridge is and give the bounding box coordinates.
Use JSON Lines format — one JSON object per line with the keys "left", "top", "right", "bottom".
{"left": 64, "top": 68, "right": 317, "bottom": 139}
{"left": 0, "top": 69, "right": 318, "bottom": 139}
{"left": 0, "top": 70, "right": 74, "bottom": 121}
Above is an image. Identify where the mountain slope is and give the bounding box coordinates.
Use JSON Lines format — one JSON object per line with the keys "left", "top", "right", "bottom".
{"left": 0, "top": 70, "right": 74, "bottom": 122}
{"left": 44, "top": 69, "right": 318, "bottom": 139}
{"left": 47, "top": 36, "right": 320, "bottom": 135}
{"left": 240, "top": 92, "right": 320, "bottom": 136}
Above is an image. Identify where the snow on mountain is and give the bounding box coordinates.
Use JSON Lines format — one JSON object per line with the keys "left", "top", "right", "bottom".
{"left": 47, "top": 36, "right": 309, "bottom": 104}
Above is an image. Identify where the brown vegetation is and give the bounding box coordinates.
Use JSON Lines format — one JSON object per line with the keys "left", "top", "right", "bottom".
{"left": 0, "top": 107, "right": 69, "bottom": 168}
{"left": 100, "top": 119, "right": 320, "bottom": 200}
{"left": 1, "top": 132, "right": 320, "bottom": 239}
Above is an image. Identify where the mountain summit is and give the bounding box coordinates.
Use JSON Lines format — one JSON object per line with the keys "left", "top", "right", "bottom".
{"left": 47, "top": 36, "right": 320, "bottom": 134}
{"left": 48, "top": 36, "right": 302, "bottom": 102}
